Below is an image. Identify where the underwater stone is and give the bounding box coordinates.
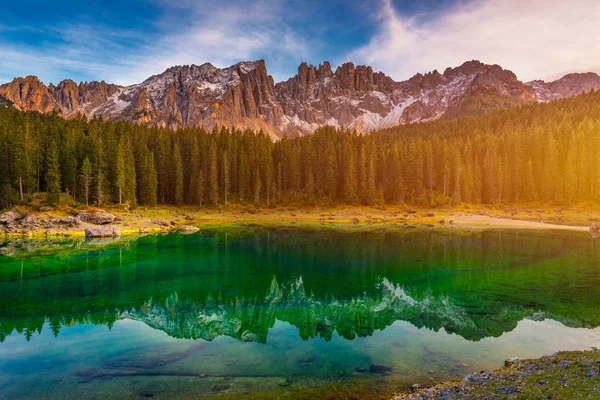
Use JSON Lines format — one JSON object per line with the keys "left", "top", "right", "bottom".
{"left": 369, "top": 364, "right": 392, "bottom": 374}
{"left": 84, "top": 226, "right": 121, "bottom": 238}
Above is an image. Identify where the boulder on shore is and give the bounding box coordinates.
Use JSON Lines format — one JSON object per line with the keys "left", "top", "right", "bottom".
{"left": 78, "top": 210, "right": 116, "bottom": 225}
{"left": 152, "top": 219, "right": 169, "bottom": 227}
{"left": 84, "top": 226, "right": 121, "bottom": 238}
{"left": 178, "top": 225, "right": 201, "bottom": 234}
{"left": 0, "top": 211, "right": 25, "bottom": 225}
{"left": 51, "top": 216, "right": 82, "bottom": 227}
{"left": 20, "top": 214, "right": 37, "bottom": 225}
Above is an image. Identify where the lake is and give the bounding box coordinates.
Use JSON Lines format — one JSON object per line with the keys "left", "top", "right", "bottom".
{"left": 1, "top": 226, "right": 599, "bottom": 399}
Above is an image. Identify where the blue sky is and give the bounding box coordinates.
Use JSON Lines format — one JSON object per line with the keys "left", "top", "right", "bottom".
{"left": 1, "top": 0, "right": 599, "bottom": 86}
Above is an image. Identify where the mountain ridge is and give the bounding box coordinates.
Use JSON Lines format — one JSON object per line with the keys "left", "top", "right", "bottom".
{"left": 1, "top": 60, "right": 599, "bottom": 139}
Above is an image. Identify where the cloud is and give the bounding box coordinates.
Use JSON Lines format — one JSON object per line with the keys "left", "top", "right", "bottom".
{"left": 0, "top": 22, "right": 154, "bottom": 85}
{"left": 350, "top": 0, "right": 600, "bottom": 82}
{"left": 0, "top": 0, "right": 312, "bottom": 85}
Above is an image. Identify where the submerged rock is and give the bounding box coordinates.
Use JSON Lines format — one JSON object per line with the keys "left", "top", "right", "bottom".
{"left": 84, "top": 226, "right": 121, "bottom": 238}
{"left": 369, "top": 364, "right": 392, "bottom": 374}
{"left": 178, "top": 225, "right": 200, "bottom": 234}
{"left": 505, "top": 357, "right": 521, "bottom": 367}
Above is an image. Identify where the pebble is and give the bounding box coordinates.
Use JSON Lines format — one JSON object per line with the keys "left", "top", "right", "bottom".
{"left": 498, "top": 385, "right": 518, "bottom": 395}
{"left": 586, "top": 370, "right": 597, "bottom": 378}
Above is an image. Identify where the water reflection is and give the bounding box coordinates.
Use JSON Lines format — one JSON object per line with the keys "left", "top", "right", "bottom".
{"left": 1, "top": 227, "right": 598, "bottom": 344}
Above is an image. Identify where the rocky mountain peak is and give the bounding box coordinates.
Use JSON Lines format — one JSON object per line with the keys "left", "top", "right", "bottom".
{"left": 527, "top": 72, "right": 600, "bottom": 101}
{"left": 2, "top": 58, "right": 598, "bottom": 139}
{"left": 0, "top": 75, "right": 56, "bottom": 113}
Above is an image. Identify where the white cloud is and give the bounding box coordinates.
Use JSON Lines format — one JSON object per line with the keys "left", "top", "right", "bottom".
{"left": 350, "top": 0, "right": 600, "bottom": 82}
{"left": 0, "top": 0, "right": 311, "bottom": 86}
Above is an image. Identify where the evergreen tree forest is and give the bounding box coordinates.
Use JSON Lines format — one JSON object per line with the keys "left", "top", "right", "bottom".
{"left": 1, "top": 90, "right": 600, "bottom": 209}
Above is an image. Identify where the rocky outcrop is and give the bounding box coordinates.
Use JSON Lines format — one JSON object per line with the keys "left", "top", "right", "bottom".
{"left": 276, "top": 60, "right": 539, "bottom": 134}
{"left": 0, "top": 76, "right": 57, "bottom": 113}
{"left": 93, "top": 60, "right": 288, "bottom": 139}
{"left": 84, "top": 226, "right": 121, "bottom": 238}
{"left": 2, "top": 59, "right": 598, "bottom": 138}
{"left": 0, "top": 76, "right": 121, "bottom": 117}
{"left": 0, "top": 211, "right": 25, "bottom": 225}
{"left": 51, "top": 216, "right": 82, "bottom": 227}
{"left": 19, "top": 214, "right": 38, "bottom": 228}
{"left": 527, "top": 72, "right": 600, "bottom": 102}
{"left": 78, "top": 210, "right": 116, "bottom": 225}
{"left": 275, "top": 61, "right": 400, "bottom": 134}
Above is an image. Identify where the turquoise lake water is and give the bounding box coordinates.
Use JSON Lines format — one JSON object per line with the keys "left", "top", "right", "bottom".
{"left": 0, "top": 227, "right": 599, "bottom": 399}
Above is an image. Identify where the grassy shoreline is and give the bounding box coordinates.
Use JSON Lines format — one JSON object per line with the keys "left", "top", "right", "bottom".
{"left": 394, "top": 349, "right": 600, "bottom": 399}
{"left": 1, "top": 203, "right": 599, "bottom": 239}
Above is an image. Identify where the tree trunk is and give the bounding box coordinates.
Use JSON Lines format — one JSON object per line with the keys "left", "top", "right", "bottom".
{"left": 19, "top": 175, "right": 23, "bottom": 202}
{"left": 443, "top": 172, "right": 447, "bottom": 197}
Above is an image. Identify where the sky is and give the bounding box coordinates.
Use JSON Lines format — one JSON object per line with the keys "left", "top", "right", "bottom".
{"left": 1, "top": 0, "right": 599, "bottom": 86}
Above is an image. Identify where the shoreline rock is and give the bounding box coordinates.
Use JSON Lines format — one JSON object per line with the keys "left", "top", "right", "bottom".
{"left": 0, "top": 211, "right": 25, "bottom": 226}
{"left": 84, "top": 226, "right": 121, "bottom": 238}
{"left": 78, "top": 210, "right": 116, "bottom": 225}
{"left": 178, "top": 225, "right": 200, "bottom": 234}
{"left": 590, "top": 223, "right": 600, "bottom": 237}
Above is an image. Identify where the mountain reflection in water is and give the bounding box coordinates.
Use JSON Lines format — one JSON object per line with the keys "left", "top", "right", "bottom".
{"left": 1, "top": 227, "right": 599, "bottom": 343}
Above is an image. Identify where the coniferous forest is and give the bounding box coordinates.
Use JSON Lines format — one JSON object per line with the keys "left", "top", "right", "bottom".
{"left": 1, "top": 90, "right": 600, "bottom": 209}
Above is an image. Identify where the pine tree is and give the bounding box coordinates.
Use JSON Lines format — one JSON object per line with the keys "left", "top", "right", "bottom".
{"left": 222, "top": 149, "right": 230, "bottom": 207}
{"left": 137, "top": 144, "right": 157, "bottom": 206}
{"left": 407, "top": 140, "right": 424, "bottom": 202}
{"left": 564, "top": 133, "right": 577, "bottom": 204}
{"left": 342, "top": 138, "right": 358, "bottom": 204}
{"left": 524, "top": 159, "right": 536, "bottom": 201}
{"left": 358, "top": 144, "right": 368, "bottom": 204}
{"left": 115, "top": 137, "right": 126, "bottom": 205}
{"left": 239, "top": 149, "right": 250, "bottom": 203}
{"left": 123, "top": 139, "right": 137, "bottom": 208}
{"left": 80, "top": 157, "right": 92, "bottom": 206}
{"left": 90, "top": 131, "right": 106, "bottom": 207}
{"left": 189, "top": 139, "right": 204, "bottom": 206}
{"left": 306, "top": 163, "right": 315, "bottom": 204}
{"left": 173, "top": 143, "right": 184, "bottom": 205}
{"left": 324, "top": 145, "right": 337, "bottom": 203}
{"left": 365, "top": 157, "right": 376, "bottom": 206}
{"left": 207, "top": 141, "right": 219, "bottom": 206}
{"left": 253, "top": 170, "right": 261, "bottom": 205}
{"left": 46, "top": 140, "right": 61, "bottom": 205}
{"left": 386, "top": 147, "right": 404, "bottom": 203}
{"left": 482, "top": 148, "right": 497, "bottom": 204}
{"left": 276, "top": 161, "right": 283, "bottom": 203}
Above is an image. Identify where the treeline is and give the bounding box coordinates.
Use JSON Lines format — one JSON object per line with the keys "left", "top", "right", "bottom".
{"left": 1, "top": 90, "right": 600, "bottom": 209}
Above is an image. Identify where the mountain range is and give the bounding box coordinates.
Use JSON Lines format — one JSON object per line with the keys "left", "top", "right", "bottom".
{"left": 1, "top": 60, "right": 599, "bottom": 139}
